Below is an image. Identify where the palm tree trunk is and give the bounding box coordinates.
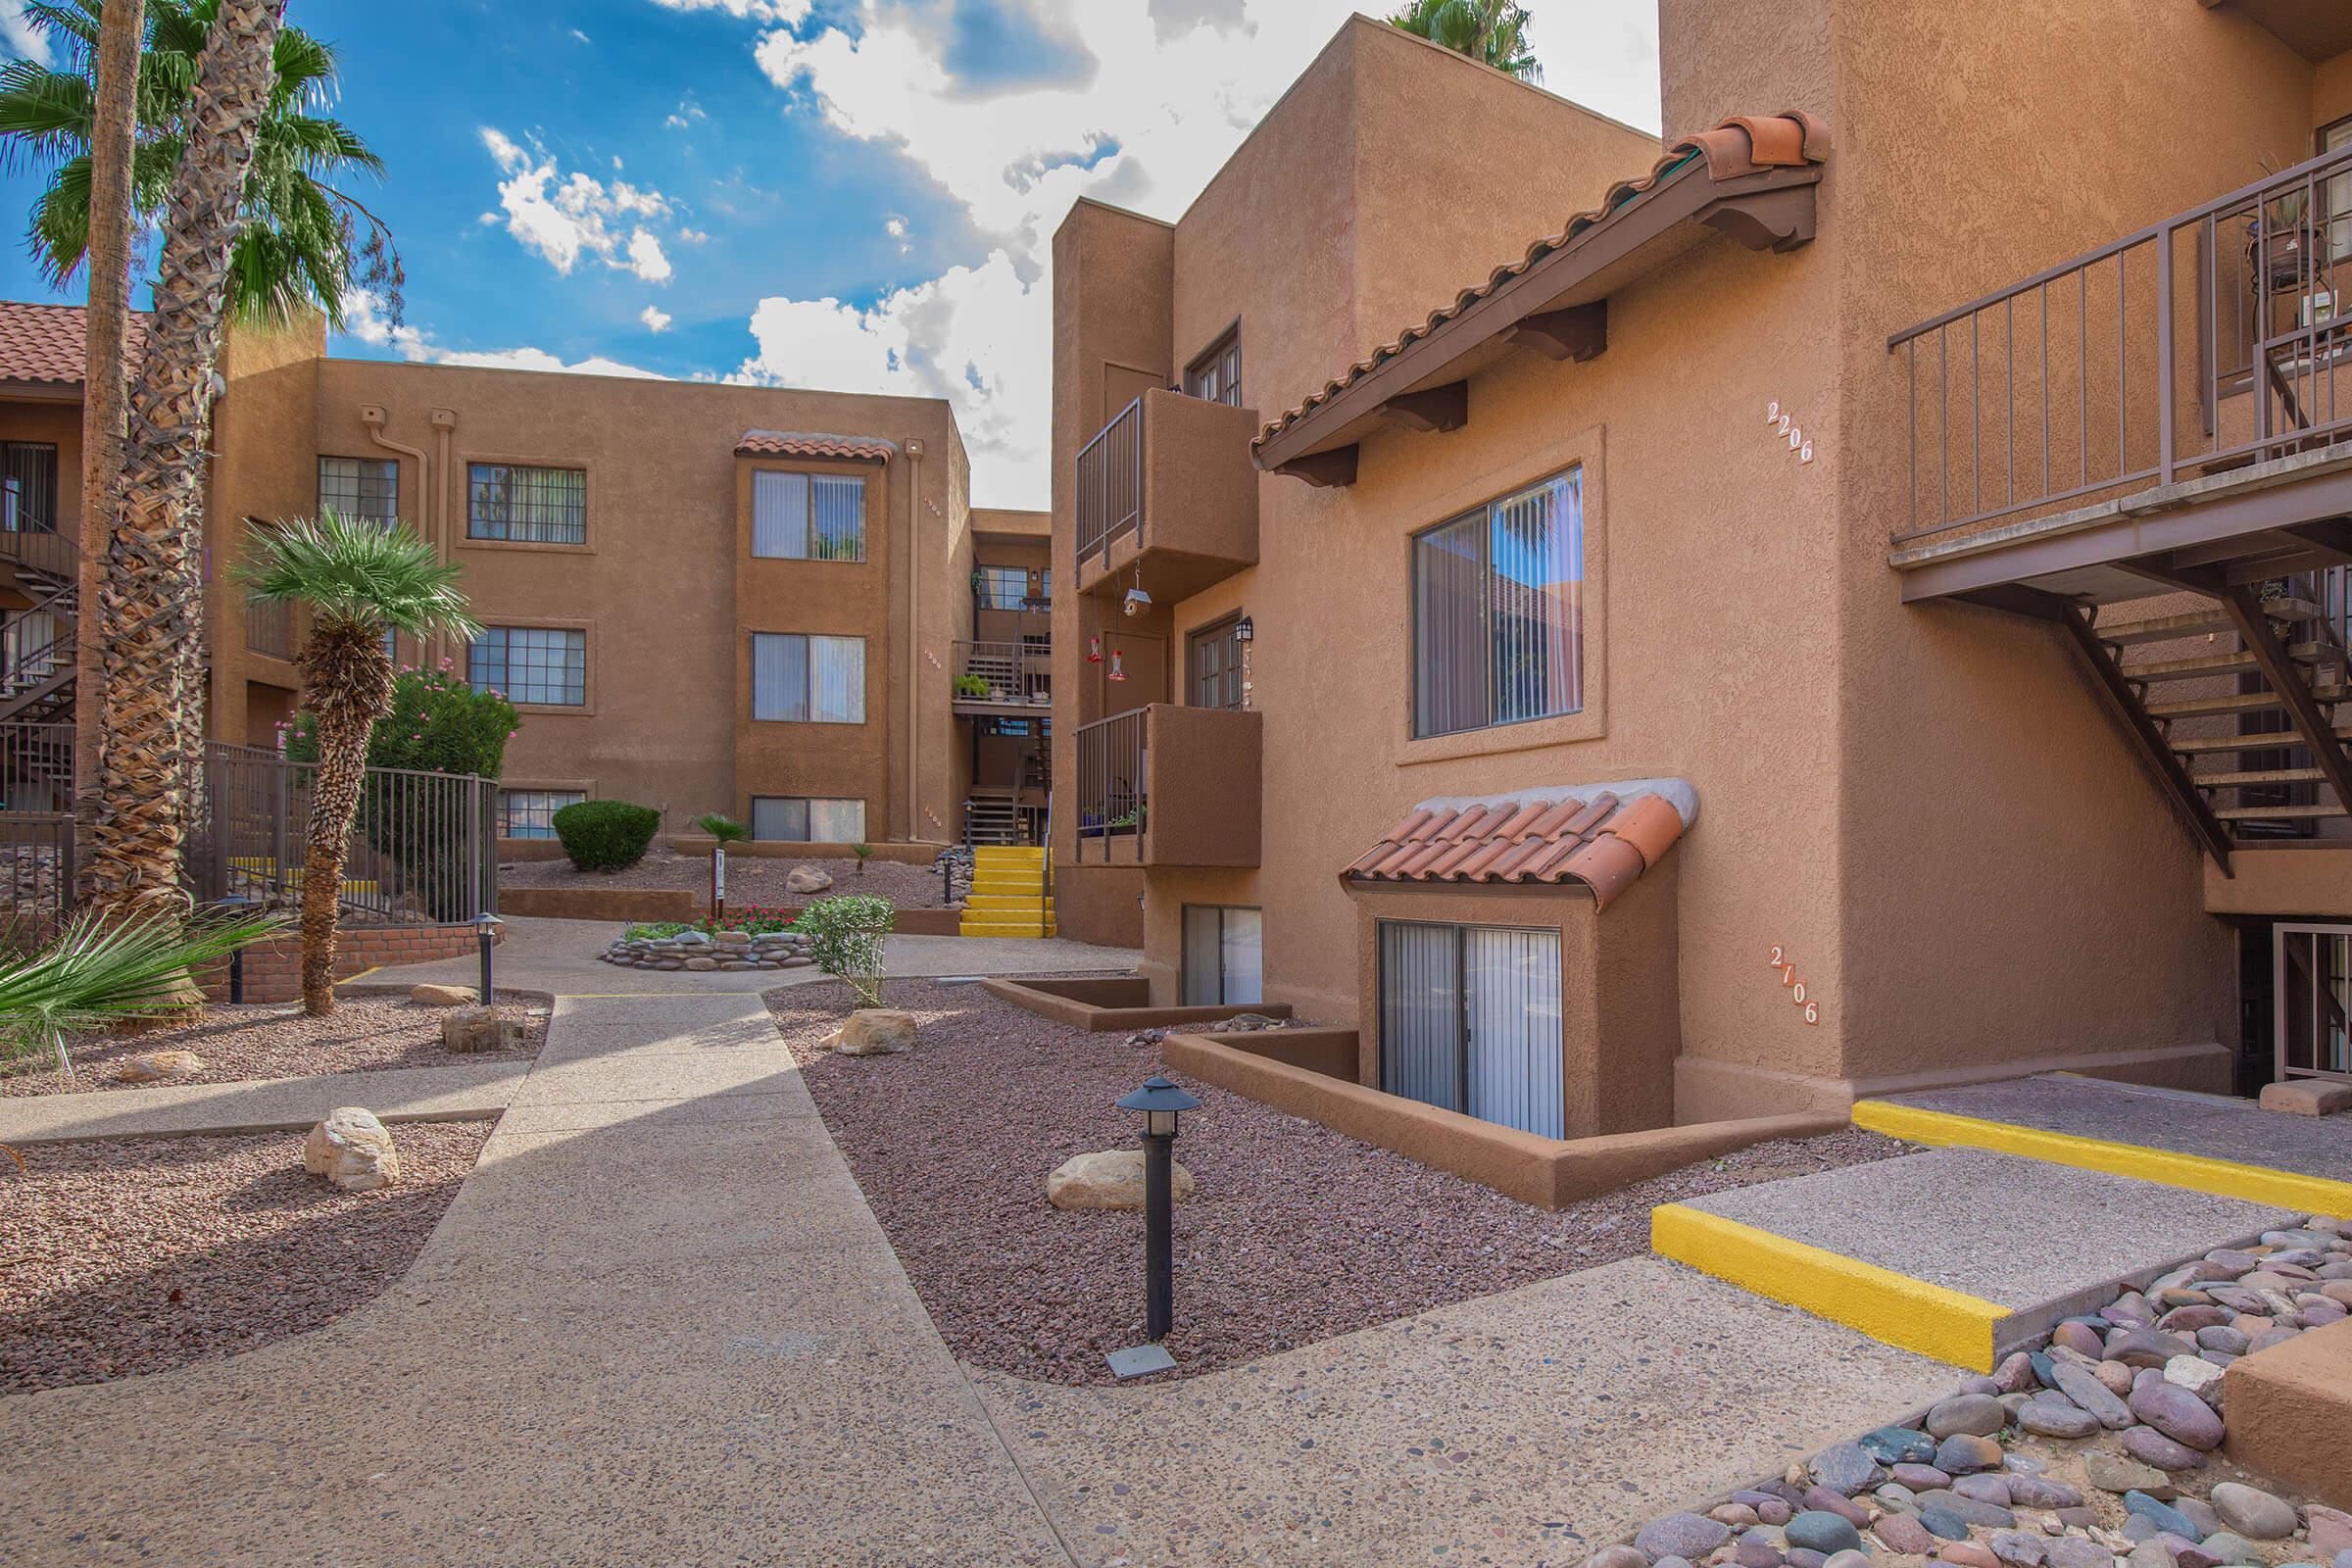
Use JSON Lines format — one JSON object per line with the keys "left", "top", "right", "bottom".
{"left": 87, "top": 0, "right": 289, "bottom": 918}
{"left": 74, "top": 0, "right": 145, "bottom": 903}
{"left": 297, "top": 710, "right": 369, "bottom": 1015}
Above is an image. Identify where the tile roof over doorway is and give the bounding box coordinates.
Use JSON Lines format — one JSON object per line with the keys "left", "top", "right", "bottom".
{"left": 1343, "top": 779, "right": 1696, "bottom": 911}
{"left": 1254, "top": 110, "right": 1828, "bottom": 449}
{"left": 0, "top": 301, "right": 146, "bottom": 388}
{"left": 735, "top": 429, "right": 899, "bottom": 462}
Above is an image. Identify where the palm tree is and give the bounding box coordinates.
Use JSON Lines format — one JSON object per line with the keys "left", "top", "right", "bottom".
{"left": 1387, "top": 0, "right": 1543, "bottom": 81}
{"left": 0, "top": 903, "right": 284, "bottom": 1078}
{"left": 0, "top": 0, "right": 402, "bottom": 327}
{"left": 238, "top": 513, "right": 476, "bottom": 1015}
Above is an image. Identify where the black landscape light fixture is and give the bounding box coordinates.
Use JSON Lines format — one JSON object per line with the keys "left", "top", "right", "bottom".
{"left": 218, "top": 894, "right": 255, "bottom": 1003}
{"left": 473, "top": 910, "right": 503, "bottom": 1004}
{"left": 1115, "top": 1074, "right": 1200, "bottom": 1343}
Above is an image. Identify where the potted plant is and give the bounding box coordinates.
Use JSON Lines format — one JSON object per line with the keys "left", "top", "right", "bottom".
{"left": 953, "top": 673, "right": 991, "bottom": 699}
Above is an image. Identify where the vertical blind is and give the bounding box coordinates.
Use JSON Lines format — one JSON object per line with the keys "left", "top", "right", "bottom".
{"left": 752, "top": 471, "right": 866, "bottom": 560}
{"left": 1379, "top": 920, "right": 1564, "bottom": 1139}
{"left": 752, "top": 633, "right": 864, "bottom": 723}
{"left": 1182, "top": 906, "right": 1263, "bottom": 1004}
{"left": 751, "top": 796, "right": 866, "bottom": 842}
{"left": 1411, "top": 467, "right": 1584, "bottom": 738}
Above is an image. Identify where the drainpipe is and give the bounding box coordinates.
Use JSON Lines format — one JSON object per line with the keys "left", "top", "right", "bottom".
{"left": 429, "top": 408, "right": 456, "bottom": 663}
{"left": 361, "top": 404, "right": 428, "bottom": 659}
{"left": 904, "top": 437, "right": 925, "bottom": 843}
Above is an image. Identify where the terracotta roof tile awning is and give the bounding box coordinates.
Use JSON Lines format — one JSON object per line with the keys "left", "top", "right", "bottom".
{"left": 1343, "top": 779, "right": 1696, "bottom": 911}
{"left": 735, "top": 429, "right": 899, "bottom": 462}
{"left": 0, "top": 300, "right": 147, "bottom": 389}
{"left": 1253, "top": 110, "right": 1826, "bottom": 475}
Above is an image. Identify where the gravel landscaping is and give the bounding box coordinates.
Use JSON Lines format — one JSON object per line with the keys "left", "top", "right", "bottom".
{"left": 0, "top": 1121, "right": 489, "bottom": 1393}
{"left": 1612, "top": 1218, "right": 2352, "bottom": 1568}
{"left": 768, "top": 977, "right": 1913, "bottom": 1384}
{"left": 502, "top": 846, "right": 949, "bottom": 906}
{"left": 0, "top": 993, "right": 551, "bottom": 1097}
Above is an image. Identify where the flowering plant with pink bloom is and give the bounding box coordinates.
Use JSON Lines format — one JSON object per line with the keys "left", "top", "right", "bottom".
{"left": 283, "top": 666, "right": 519, "bottom": 779}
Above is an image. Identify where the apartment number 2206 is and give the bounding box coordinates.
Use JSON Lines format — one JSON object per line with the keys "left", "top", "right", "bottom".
{"left": 1767, "top": 946, "right": 1821, "bottom": 1025}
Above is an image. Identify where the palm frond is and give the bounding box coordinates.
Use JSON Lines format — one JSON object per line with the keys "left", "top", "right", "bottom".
{"left": 0, "top": 906, "right": 288, "bottom": 1077}
{"left": 237, "top": 512, "right": 481, "bottom": 645}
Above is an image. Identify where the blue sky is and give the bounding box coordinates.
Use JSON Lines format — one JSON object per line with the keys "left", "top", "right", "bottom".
{"left": 0, "top": 0, "right": 1662, "bottom": 506}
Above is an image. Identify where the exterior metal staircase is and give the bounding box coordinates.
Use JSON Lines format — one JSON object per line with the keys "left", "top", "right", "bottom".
{"left": 2068, "top": 577, "right": 2352, "bottom": 866}
{"left": 0, "top": 528, "right": 77, "bottom": 727}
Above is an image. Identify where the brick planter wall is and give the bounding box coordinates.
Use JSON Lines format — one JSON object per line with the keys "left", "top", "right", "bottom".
{"left": 200, "top": 923, "right": 500, "bottom": 1004}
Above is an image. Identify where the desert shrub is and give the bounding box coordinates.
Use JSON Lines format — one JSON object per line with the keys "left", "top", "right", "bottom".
{"left": 622, "top": 921, "right": 688, "bottom": 941}
{"left": 796, "top": 894, "right": 893, "bottom": 1009}
{"left": 553, "top": 799, "right": 661, "bottom": 872}
{"left": 284, "top": 662, "right": 517, "bottom": 778}
{"left": 696, "top": 813, "right": 749, "bottom": 845}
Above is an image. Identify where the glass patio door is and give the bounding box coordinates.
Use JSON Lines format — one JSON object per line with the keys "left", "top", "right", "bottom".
{"left": 2275, "top": 923, "right": 2352, "bottom": 1083}
{"left": 1378, "top": 920, "right": 1564, "bottom": 1138}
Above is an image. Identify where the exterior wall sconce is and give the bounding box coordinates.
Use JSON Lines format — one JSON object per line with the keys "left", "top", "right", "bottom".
{"left": 1234, "top": 615, "right": 1253, "bottom": 643}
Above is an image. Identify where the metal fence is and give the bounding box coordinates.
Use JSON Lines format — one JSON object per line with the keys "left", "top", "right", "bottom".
{"left": 0, "top": 720, "right": 72, "bottom": 813}
{"left": 0, "top": 811, "right": 71, "bottom": 930}
{"left": 194, "top": 744, "right": 498, "bottom": 925}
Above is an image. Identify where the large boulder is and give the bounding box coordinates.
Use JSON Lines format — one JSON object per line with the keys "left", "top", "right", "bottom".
{"left": 2258, "top": 1079, "right": 2351, "bottom": 1116}
{"left": 304, "top": 1106, "right": 399, "bottom": 1192}
{"left": 113, "top": 1050, "right": 203, "bottom": 1084}
{"left": 827, "top": 1008, "right": 916, "bottom": 1055}
{"left": 442, "top": 1005, "right": 524, "bottom": 1054}
{"left": 785, "top": 865, "right": 835, "bottom": 895}
{"left": 409, "top": 983, "right": 477, "bottom": 1007}
{"left": 1046, "top": 1149, "right": 1198, "bottom": 1210}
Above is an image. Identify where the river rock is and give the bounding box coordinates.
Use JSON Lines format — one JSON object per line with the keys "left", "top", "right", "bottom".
{"left": 1636, "top": 1514, "right": 1734, "bottom": 1561}
{"left": 2126, "top": 1494, "right": 2200, "bottom": 1541}
{"left": 1990, "top": 1531, "right": 2048, "bottom": 1567}
{"left": 1786, "top": 1513, "right": 1863, "bottom": 1556}
{"left": 2083, "top": 1452, "right": 2173, "bottom": 1497}
{"left": 2128, "top": 1382, "right": 2225, "bottom": 1451}
{"left": 2018, "top": 1398, "right": 2101, "bottom": 1439}
{"left": 2046, "top": 1542, "right": 2115, "bottom": 1568}
{"left": 2207, "top": 1485, "right": 2297, "bottom": 1543}
{"left": 2120, "top": 1425, "right": 2208, "bottom": 1472}
{"left": 1927, "top": 1393, "right": 2007, "bottom": 1439}
{"left": 1877, "top": 1514, "right": 1938, "bottom": 1555}
{"left": 1812, "top": 1443, "right": 1881, "bottom": 1496}
{"left": 2196, "top": 1534, "right": 2257, "bottom": 1568}
{"left": 2051, "top": 1359, "right": 2135, "bottom": 1428}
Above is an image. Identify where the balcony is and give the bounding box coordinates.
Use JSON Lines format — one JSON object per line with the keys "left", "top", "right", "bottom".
{"left": 951, "top": 638, "right": 1051, "bottom": 714}
{"left": 1073, "top": 387, "right": 1259, "bottom": 601}
{"left": 1070, "top": 703, "right": 1259, "bottom": 867}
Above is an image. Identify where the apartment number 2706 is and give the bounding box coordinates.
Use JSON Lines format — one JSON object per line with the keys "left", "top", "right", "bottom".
{"left": 1767, "top": 946, "right": 1821, "bottom": 1025}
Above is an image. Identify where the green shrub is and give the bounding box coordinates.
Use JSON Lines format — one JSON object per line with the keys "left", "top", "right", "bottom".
{"left": 285, "top": 662, "right": 517, "bottom": 778}
{"left": 696, "top": 813, "right": 749, "bottom": 845}
{"left": 796, "top": 894, "right": 893, "bottom": 1009}
{"left": 554, "top": 799, "right": 661, "bottom": 872}
{"left": 623, "top": 921, "right": 688, "bottom": 941}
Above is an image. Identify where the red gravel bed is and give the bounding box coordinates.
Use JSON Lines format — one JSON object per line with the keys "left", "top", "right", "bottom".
{"left": 0, "top": 994, "right": 551, "bottom": 1097}
{"left": 769, "top": 979, "right": 1915, "bottom": 1385}
{"left": 0, "top": 1121, "right": 488, "bottom": 1393}
{"left": 501, "top": 848, "right": 946, "bottom": 907}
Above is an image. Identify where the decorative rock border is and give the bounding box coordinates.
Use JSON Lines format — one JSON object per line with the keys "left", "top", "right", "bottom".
{"left": 1615, "top": 1216, "right": 2351, "bottom": 1568}
{"left": 600, "top": 927, "right": 816, "bottom": 973}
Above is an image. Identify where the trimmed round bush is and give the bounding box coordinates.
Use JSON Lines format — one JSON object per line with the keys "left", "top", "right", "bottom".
{"left": 553, "top": 799, "right": 661, "bottom": 872}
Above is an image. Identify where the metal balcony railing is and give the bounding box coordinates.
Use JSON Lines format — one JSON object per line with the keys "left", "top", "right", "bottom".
{"left": 1074, "top": 396, "right": 1142, "bottom": 568}
{"left": 1891, "top": 140, "right": 2352, "bottom": 544}
{"left": 1073, "top": 708, "right": 1146, "bottom": 856}
{"left": 952, "top": 638, "right": 1051, "bottom": 706}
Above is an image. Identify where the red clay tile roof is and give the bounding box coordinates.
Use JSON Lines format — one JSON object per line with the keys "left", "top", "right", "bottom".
{"left": 735, "top": 429, "right": 898, "bottom": 462}
{"left": 1255, "top": 110, "right": 1827, "bottom": 448}
{"left": 1343, "top": 780, "right": 1696, "bottom": 911}
{"left": 0, "top": 301, "right": 147, "bottom": 388}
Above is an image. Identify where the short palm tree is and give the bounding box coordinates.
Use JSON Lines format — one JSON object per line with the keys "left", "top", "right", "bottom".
{"left": 0, "top": 0, "right": 402, "bottom": 326}
{"left": 239, "top": 513, "right": 477, "bottom": 1015}
{"left": 1387, "top": 0, "right": 1542, "bottom": 81}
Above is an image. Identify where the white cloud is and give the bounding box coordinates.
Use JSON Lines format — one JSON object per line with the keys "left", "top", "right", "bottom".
{"left": 719, "top": 0, "right": 1656, "bottom": 506}
{"left": 641, "top": 305, "right": 673, "bottom": 332}
{"left": 665, "top": 94, "right": 710, "bottom": 130}
{"left": 343, "top": 292, "right": 665, "bottom": 381}
{"left": 651, "top": 0, "right": 810, "bottom": 20}
{"left": 569, "top": 26, "right": 591, "bottom": 43}
{"left": 0, "top": 0, "right": 51, "bottom": 65}
{"left": 677, "top": 227, "right": 710, "bottom": 245}
{"left": 480, "top": 128, "right": 678, "bottom": 283}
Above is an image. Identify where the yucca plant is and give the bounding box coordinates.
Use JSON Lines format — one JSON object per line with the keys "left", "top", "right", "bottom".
{"left": 0, "top": 904, "right": 286, "bottom": 1079}
{"left": 238, "top": 512, "right": 477, "bottom": 1016}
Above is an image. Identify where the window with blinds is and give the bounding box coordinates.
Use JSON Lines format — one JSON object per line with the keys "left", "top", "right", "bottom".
{"left": 1410, "top": 468, "right": 1584, "bottom": 739}
{"left": 469, "top": 463, "right": 587, "bottom": 543}
{"left": 751, "top": 470, "right": 866, "bottom": 561}
{"left": 1378, "top": 920, "right": 1564, "bottom": 1139}
{"left": 1181, "top": 906, "right": 1262, "bottom": 1005}
{"left": 2, "top": 442, "right": 60, "bottom": 532}
{"left": 751, "top": 796, "right": 866, "bottom": 842}
{"left": 751, "top": 632, "right": 865, "bottom": 723}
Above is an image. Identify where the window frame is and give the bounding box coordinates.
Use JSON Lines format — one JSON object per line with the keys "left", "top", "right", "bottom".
{"left": 2321, "top": 116, "right": 2352, "bottom": 267}
{"left": 750, "top": 467, "right": 868, "bottom": 563}
{"left": 466, "top": 461, "right": 589, "bottom": 547}
{"left": 750, "top": 631, "right": 867, "bottom": 724}
{"left": 1, "top": 441, "right": 61, "bottom": 534}
{"left": 498, "top": 787, "right": 588, "bottom": 839}
{"left": 317, "top": 454, "right": 400, "bottom": 527}
{"left": 749, "top": 795, "right": 867, "bottom": 843}
{"left": 1375, "top": 916, "right": 1564, "bottom": 1138}
{"left": 1187, "top": 612, "right": 1246, "bottom": 711}
{"left": 974, "top": 564, "right": 1029, "bottom": 610}
{"left": 1407, "top": 466, "right": 1586, "bottom": 742}
{"left": 1183, "top": 322, "right": 1243, "bottom": 408}
{"left": 471, "top": 623, "right": 590, "bottom": 710}
{"left": 1181, "top": 904, "right": 1263, "bottom": 1006}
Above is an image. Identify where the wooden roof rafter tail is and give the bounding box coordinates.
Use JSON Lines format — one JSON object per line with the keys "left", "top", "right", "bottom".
{"left": 1252, "top": 110, "right": 1827, "bottom": 479}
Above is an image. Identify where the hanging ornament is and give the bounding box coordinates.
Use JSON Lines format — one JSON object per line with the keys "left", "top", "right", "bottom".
{"left": 1107, "top": 648, "right": 1127, "bottom": 681}
{"left": 1087, "top": 634, "right": 1102, "bottom": 663}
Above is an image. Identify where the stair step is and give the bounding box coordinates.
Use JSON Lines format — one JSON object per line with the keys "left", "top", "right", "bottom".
{"left": 2172, "top": 723, "right": 2352, "bottom": 754}
{"left": 2096, "top": 598, "right": 2319, "bottom": 646}
{"left": 2214, "top": 802, "right": 2349, "bottom": 820}
{"left": 2146, "top": 685, "right": 2347, "bottom": 719}
{"left": 964, "top": 894, "right": 1054, "bottom": 911}
{"left": 2120, "top": 641, "right": 2328, "bottom": 683}
{"left": 2194, "top": 765, "right": 2328, "bottom": 786}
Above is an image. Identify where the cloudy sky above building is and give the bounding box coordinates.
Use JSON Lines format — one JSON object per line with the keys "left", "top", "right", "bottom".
{"left": 0, "top": 0, "right": 1661, "bottom": 507}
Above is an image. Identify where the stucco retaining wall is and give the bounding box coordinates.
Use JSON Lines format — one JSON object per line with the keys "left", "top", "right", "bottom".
{"left": 2222, "top": 1315, "right": 2352, "bottom": 1507}
{"left": 982, "top": 976, "right": 1292, "bottom": 1032}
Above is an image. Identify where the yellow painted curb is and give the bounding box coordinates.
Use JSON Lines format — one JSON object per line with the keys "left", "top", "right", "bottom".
{"left": 1650, "top": 1202, "right": 2005, "bottom": 1371}
{"left": 1851, "top": 1101, "right": 2352, "bottom": 1219}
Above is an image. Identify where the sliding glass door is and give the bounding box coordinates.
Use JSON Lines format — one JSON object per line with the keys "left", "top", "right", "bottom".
{"left": 2276, "top": 923, "right": 2352, "bottom": 1083}
{"left": 1182, "top": 906, "right": 1262, "bottom": 1006}
{"left": 1378, "top": 919, "right": 1564, "bottom": 1138}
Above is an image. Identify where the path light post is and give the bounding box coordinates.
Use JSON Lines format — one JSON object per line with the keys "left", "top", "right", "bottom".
{"left": 1116, "top": 1075, "right": 1200, "bottom": 1342}
{"left": 473, "top": 910, "right": 502, "bottom": 1005}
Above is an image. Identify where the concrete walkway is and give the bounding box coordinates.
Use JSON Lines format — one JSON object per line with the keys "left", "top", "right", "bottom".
{"left": 0, "top": 1059, "right": 525, "bottom": 1146}
{"left": 0, "top": 991, "right": 1077, "bottom": 1566}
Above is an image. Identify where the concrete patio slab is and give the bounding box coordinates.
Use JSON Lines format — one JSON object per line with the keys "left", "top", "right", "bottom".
{"left": 0, "top": 1059, "right": 525, "bottom": 1146}
{"left": 980, "top": 1255, "right": 1957, "bottom": 1567}
{"left": 1858, "top": 1074, "right": 2352, "bottom": 1216}
{"left": 1656, "top": 1147, "right": 2297, "bottom": 1367}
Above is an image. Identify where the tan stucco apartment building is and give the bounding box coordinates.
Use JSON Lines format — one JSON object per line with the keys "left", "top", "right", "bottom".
{"left": 0, "top": 307, "right": 1048, "bottom": 851}
{"left": 1050, "top": 5, "right": 2352, "bottom": 1141}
